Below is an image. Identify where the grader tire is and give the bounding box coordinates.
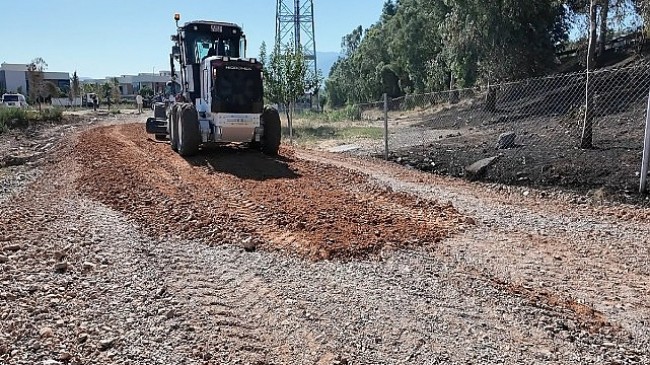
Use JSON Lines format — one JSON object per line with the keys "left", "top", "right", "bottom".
{"left": 168, "top": 104, "right": 180, "bottom": 151}
{"left": 177, "top": 103, "right": 201, "bottom": 157}
{"left": 261, "top": 106, "right": 281, "bottom": 156}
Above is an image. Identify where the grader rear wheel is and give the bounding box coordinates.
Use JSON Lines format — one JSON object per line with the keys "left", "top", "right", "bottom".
{"left": 260, "top": 106, "right": 281, "bottom": 156}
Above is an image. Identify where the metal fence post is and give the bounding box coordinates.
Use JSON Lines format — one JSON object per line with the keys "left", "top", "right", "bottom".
{"left": 383, "top": 93, "right": 389, "bottom": 160}
{"left": 640, "top": 88, "right": 650, "bottom": 194}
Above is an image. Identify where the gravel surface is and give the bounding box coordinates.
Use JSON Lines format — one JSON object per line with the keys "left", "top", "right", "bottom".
{"left": 1, "top": 120, "right": 650, "bottom": 364}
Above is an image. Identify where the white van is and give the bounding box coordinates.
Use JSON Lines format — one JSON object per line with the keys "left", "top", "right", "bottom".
{"left": 1, "top": 93, "right": 28, "bottom": 108}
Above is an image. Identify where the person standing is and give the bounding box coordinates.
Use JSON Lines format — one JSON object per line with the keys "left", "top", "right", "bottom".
{"left": 136, "top": 93, "right": 144, "bottom": 114}
{"left": 92, "top": 95, "right": 98, "bottom": 111}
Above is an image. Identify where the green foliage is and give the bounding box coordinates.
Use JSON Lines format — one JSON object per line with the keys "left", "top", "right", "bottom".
{"left": 0, "top": 107, "right": 63, "bottom": 133}
{"left": 296, "top": 105, "right": 362, "bottom": 122}
{"left": 318, "top": 94, "right": 327, "bottom": 110}
{"left": 44, "top": 81, "right": 61, "bottom": 98}
{"left": 281, "top": 123, "right": 383, "bottom": 142}
{"left": 341, "top": 25, "right": 363, "bottom": 57}
{"left": 140, "top": 85, "right": 154, "bottom": 97}
{"left": 260, "top": 41, "right": 322, "bottom": 132}
{"left": 82, "top": 83, "right": 98, "bottom": 95}
{"left": 26, "top": 57, "right": 48, "bottom": 110}
{"left": 71, "top": 71, "right": 80, "bottom": 98}
{"left": 70, "top": 71, "right": 80, "bottom": 108}
{"left": 111, "top": 77, "right": 121, "bottom": 104}
{"left": 0, "top": 108, "right": 28, "bottom": 131}
{"left": 327, "top": 0, "right": 573, "bottom": 105}
{"left": 39, "top": 107, "right": 63, "bottom": 122}
{"left": 102, "top": 83, "right": 112, "bottom": 98}
{"left": 342, "top": 104, "right": 362, "bottom": 121}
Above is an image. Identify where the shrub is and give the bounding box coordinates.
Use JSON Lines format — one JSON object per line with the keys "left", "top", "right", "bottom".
{"left": 0, "top": 107, "right": 65, "bottom": 133}
{"left": 0, "top": 108, "right": 29, "bottom": 131}
{"left": 39, "top": 108, "right": 63, "bottom": 122}
{"left": 344, "top": 104, "right": 362, "bottom": 121}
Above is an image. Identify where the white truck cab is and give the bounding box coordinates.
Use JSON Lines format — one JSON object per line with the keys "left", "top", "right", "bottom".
{"left": 1, "top": 93, "right": 28, "bottom": 108}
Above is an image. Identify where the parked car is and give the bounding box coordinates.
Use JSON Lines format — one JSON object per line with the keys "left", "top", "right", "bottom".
{"left": 1, "top": 93, "right": 28, "bottom": 108}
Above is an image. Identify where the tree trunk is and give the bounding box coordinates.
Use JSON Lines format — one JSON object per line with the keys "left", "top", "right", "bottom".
{"left": 581, "top": 0, "right": 598, "bottom": 149}
{"left": 597, "top": 0, "right": 609, "bottom": 62}
{"left": 285, "top": 102, "right": 293, "bottom": 143}
{"left": 449, "top": 71, "right": 459, "bottom": 104}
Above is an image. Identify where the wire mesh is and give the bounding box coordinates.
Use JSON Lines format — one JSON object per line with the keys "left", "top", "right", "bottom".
{"left": 347, "top": 64, "right": 650, "bottom": 196}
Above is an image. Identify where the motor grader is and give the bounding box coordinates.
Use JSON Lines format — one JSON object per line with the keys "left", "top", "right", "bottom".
{"left": 146, "top": 13, "right": 281, "bottom": 156}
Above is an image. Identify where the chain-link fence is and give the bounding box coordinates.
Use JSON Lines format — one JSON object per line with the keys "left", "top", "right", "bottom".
{"left": 349, "top": 63, "right": 650, "bottom": 198}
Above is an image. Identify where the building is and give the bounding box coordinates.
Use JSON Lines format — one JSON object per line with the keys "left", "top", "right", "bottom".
{"left": 81, "top": 71, "right": 172, "bottom": 96}
{"left": 0, "top": 63, "right": 70, "bottom": 94}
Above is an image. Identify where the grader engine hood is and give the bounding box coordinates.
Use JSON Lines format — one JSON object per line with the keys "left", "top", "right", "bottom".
{"left": 210, "top": 59, "right": 264, "bottom": 114}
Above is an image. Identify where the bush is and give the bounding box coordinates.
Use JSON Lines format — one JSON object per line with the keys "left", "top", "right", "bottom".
{"left": 0, "top": 108, "right": 29, "bottom": 131}
{"left": 293, "top": 104, "right": 363, "bottom": 123}
{"left": 0, "top": 107, "right": 65, "bottom": 133}
{"left": 39, "top": 108, "right": 63, "bottom": 122}
{"left": 344, "top": 104, "right": 362, "bottom": 121}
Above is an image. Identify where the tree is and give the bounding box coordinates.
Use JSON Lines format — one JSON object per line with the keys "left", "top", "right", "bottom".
{"left": 441, "top": 0, "right": 566, "bottom": 84}
{"left": 581, "top": 0, "right": 598, "bottom": 149}
{"left": 111, "top": 77, "right": 121, "bottom": 105}
{"left": 566, "top": 0, "right": 632, "bottom": 63}
{"left": 319, "top": 93, "right": 328, "bottom": 111}
{"left": 381, "top": 0, "right": 397, "bottom": 21}
{"left": 261, "top": 42, "right": 321, "bottom": 141}
{"left": 43, "top": 81, "right": 61, "bottom": 99}
{"left": 71, "top": 71, "right": 80, "bottom": 109}
{"left": 140, "top": 85, "right": 154, "bottom": 97}
{"left": 599, "top": 1, "right": 610, "bottom": 57}
{"left": 102, "top": 82, "right": 112, "bottom": 109}
{"left": 341, "top": 25, "right": 363, "bottom": 57}
{"left": 26, "top": 57, "right": 48, "bottom": 110}
{"left": 326, "top": 0, "right": 567, "bottom": 106}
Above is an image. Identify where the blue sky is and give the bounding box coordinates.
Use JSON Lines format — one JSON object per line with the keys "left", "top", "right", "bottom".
{"left": 0, "top": 0, "right": 384, "bottom": 78}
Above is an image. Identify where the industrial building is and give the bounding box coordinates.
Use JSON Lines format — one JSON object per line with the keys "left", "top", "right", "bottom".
{"left": 81, "top": 71, "right": 172, "bottom": 96}
{"left": 0, "top": 63, "right": 70, "bottom": 94}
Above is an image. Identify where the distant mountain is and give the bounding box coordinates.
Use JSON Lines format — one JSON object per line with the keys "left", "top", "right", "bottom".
{"left": 316, "top": 51, "right": 342, "bottom": 78}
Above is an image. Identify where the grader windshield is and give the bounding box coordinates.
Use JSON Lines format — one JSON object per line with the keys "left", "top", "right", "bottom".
{"left": 181, "top": 21, "right": 245, "bottom": 64}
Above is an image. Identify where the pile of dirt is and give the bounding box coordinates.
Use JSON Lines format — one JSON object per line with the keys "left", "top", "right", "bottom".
{"left": 72, "top": 124, "right": 469, "bottom": 260}
{"left": 387, "top": 137, "right": 646, "bottom": 204}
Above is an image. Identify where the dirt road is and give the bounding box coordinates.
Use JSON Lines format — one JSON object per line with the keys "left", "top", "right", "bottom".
{"left": 1, "top": 121, "right": 649, "bottom": 364}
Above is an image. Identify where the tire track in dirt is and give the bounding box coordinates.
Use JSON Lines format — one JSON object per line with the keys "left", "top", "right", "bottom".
{"left": 4, "top": 120, "right": 647, "bottom": 363}
{"left": 296, "top": 149, "right": 637, "bottom": 332}
{"left": 67, "top": 124, "right": 623, "bottom": 334}
{"left": 72, "top": 123, "right": 468, "bottom": 260}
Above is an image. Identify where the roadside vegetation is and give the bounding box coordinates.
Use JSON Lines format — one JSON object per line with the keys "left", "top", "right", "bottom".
{"left": 0, "top": 107, "right": 64, "bottom": 133}
{"left": 295, "top": 105, "right": 362, "bottom": 122}
{"left": 326, "top": 0, "right": 649, "bottom": 106}
{"left": 280, "top": 107, "right": 382, "bottom": 144}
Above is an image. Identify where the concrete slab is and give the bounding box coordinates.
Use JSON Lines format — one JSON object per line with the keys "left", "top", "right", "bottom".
{"left": 327, "top": 144, "right": 361, "bottom": 153}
